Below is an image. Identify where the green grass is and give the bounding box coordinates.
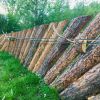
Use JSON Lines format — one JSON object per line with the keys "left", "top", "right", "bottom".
{"left": 0, "top": 51, "right": 59, "bottom": 100}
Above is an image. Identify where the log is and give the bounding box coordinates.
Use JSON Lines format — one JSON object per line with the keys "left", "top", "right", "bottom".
{"left": 20, "top": 29, "right": 34, "bottom": 62}
{"left": 23, "top": 24, "right": 48, "bottom": 66}
{"left": 1, "top": 33, "right": 13, "bottom": 51}
{"left": 30, "top": 20, "right": 67, "bottom": 71}
{"left": 88, "top": 94, "right": 100, "bottom": 100}
{"left": 51, "top": 37, "right": 100, "bottom": 92}
{"left": 7, "top": 33, "right": 14, "bottom": 52}
{"left": 0, "top": 35, "right": 5, "bottom": 44}
{"left": 4, "top": 33, "right": 13, "bottom": 52}
{"left": 44, "top": 13, "right": 100, "bottom": 84}
{"left": 28, "top": 22, "right": 58, "bottom": 70}
{"left": 10, "top": 32, "right": 19, "bottom": 54}
{"left": 60, "top": 63, "right": 100, "bottom": 100}
{"left": 14, "top": 31, "right": 22, "bottom": 56}
{"left": 10, "top": 32, "right": 18, "bottom": 54}
{"left": 15, "top": 30, "right": 27, "bottom": 58}
{"left": 0, "top": 35, "right": 7, "bottom": 49}
{"left": 37, "top": 15, "right": 92, "bottom": 77}
{"left": 0, "top": 40, "right": 9, "bottom": 51}
{"left": 9, "top": 32, "right": 17, "bottom": 54}
{"left": 19, "top": 28, "right": 36, "bottom": 60}
{"left": 13, "top": 32, "right": 22, "bottom": 55}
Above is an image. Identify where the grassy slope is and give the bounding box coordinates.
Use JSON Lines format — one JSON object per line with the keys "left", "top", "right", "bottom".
{"left": 0, "top": 51, "right": 59, "bottom": 100}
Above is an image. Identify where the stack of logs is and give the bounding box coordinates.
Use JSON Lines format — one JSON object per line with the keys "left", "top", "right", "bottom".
{"left": 0, "top": 13, "right": 100, "bottom": 100}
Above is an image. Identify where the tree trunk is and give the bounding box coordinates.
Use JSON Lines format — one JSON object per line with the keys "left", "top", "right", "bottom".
{"left": 32, "top": 20, "right": 67, "bottom": 72}
{"left": 44, "top": 13, "right": 100, "bottom": 84}
{"left": 23, "top": 24, "right": 48, "bottom": 66}
{"left": 51, "top": 37, "right": 100, "bottom": 92}
{"left": 60, "top": 63, "right": 100, "bottom": 100}
{"left": 37, "top": 15, "right": 92, "bottom": 77}
{"left": 28, "top": 22, "right": 58, "bottom": 70}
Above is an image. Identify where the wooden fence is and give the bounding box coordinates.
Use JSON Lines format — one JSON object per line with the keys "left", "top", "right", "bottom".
{"left": 0, "top": 13, "right": 100, "bottom": 100}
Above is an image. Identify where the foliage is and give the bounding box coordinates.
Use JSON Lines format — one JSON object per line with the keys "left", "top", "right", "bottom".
{"left": 0, "top": 51, "right": 59, "bottom": 100}
{"left": 0, "top": 14, "right": 7, "bottom": 33}
{"left": 0, "top": 0, "right": 100, "bottom": 34}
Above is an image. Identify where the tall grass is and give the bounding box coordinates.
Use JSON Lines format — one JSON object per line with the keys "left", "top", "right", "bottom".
{"left": 0, "top": 51, "right": 59, "bottom": 100}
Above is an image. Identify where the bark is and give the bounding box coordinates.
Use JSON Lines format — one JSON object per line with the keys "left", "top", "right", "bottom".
{"left": 0, "top": 35, "right": 5, "bottom": 44}
{"left": 14, "top": 30, "right": 26, "bottom": 57}
{"left": 23, "top": 24, "right": 48, "bottom": 66}
{"left": 60, "top": 63, "right": 100, "bottom": 100}
{"left": 28, "top": 22, "right": 58, "bottom": 70}
{"left": 0, "top": 35, "right": 6, "bottom": 49}
{"left": 10, "top": 32, "right": 18, "bottom": 54}
{"left": 37, "top": 15, "right": 92, "bottom": 77}
{"left": 1, "top": 33, "right": 12, "bottom": 51}
{"left": 12, "top": 31, "right": 20, "bottom": 55}
{"left": 0, "top": 35, "right": 4, "bottom": 41}
{"left": 51, "top": 38, "right": 100, "bottom": 92}
{"left": 15, "top": 30, "right": 27, "bottom": 58}
{"left": 88, "top": 94, "right": 100, "bottom": 100}
{"left": 14, "top": 31, "right": 22, "bottom": 57}
{"left": 13, "top": 32, "right": 22, "bottom": 55}
{"left": 7, "top": 33, "right": 14, "bottom": 52}
{"left": 21, "top": 27, "right": 38, "bottom": 63}
{"left": 19, "top": 28, "right": 36, "bottom": 60}
{"left": 0, "top": 40, "right": 9, "bottom": 51}
{"left": 4, "top": 33, "right": 13, "bottom": 52}
{"left": 44, "top": 13, "right": 100, "bottom": 84}
{"left": 32, "top": 20, "right": 67, "bottom": 72}
{"left": 9, "top": 32, "right": 17, "bottom": 54}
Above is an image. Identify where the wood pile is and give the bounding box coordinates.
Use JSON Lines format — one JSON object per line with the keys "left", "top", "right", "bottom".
{"left": 0, "top": 13, "right": 100, "bottom": 100}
